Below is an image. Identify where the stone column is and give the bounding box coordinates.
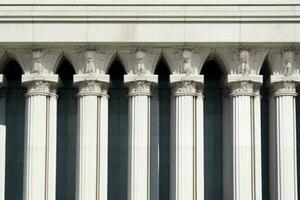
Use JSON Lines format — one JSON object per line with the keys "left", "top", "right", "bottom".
{"left": 224, "top": 74, "right": 262, "bottom": 200}
{"left": 169, "top": 74, "right": 204, "bottom": 200}
{"left": 124, "top": 74, "right": 157, "bottom": 200}
{"left": 269, "top": 75, "right": 300, "bottom": 200}
{"left": 22, "top": 74, "right": 58, "bottom": 200}
{"left": 74, "top": 74, "right": 109, "bottom": 200}
{"left": 0, "top": 75, "right": 6, "bottom": 200}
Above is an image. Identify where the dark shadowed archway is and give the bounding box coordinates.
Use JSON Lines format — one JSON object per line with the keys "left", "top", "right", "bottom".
{"left": 154, "top": 58, "right": 171, "bottom": 200}
{"left": 259, "top": 61, "right": 271, "bottom": 200}
{"left": 56, "top": 58, "right": 77, "bottom": 200}
{"left": 3, "top": 60, "right": 26, "bottom": 200}
{"left": 201, "top": 60, "right": 224, "bottom": 200}
{"left": 107, "top": 58, "right": 128, "bottom": 200}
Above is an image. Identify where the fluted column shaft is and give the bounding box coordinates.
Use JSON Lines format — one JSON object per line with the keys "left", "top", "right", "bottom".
{"left": 224, "top": 74, "right": 262, "bottom": 200}
{"left": 0, "top": 75, "right": 5, "bottom": 200}
{"left": 169, "top": 74, "right": 204, "bottom": 200}
{"left": 22, "top": 74, "right": 58, "bottom": 200}
{"left": 269, "top": 76, "right": 300, "bottom": 200}
{"left": 124, "top": 74, "right": 157, "bottom": 200}
{"left": 74, "top": 74, "right": 109, "bottom": 200}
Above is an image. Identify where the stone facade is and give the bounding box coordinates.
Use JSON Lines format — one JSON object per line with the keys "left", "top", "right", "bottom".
{"left": 0, "top": 1, "right": 300, "bottom": 200}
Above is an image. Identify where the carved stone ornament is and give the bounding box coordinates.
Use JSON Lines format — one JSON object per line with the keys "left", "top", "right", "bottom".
{"left": 182, "top": 50, "right": 193, "bottom": 75}
{"left": 271, "top": 81, "right": 297, "bottom": 96}
{"left": 85, "top": 50, "right": 96, "bottom": 74}
{"left": 78, "top": 81, "right": 108, "bottom": 96}
{"left": 238, "top": 49, "right": 250, "bottom": 75}
{"left": 135, "top": 50, "right": 146, "bottom": 75}
{"left": 128, "top": 80, "right": 152, "bottom": 96}
{"left": 172, "top": 81, "right": 198, "bottom": 96}
{"left": 27, "top": 81, "right": 56, "bottom": 96}
{"left": 283, "top": 50, "right": 294, "bottom": 76}
{"left": 229, "top": 81, "right": 255, "bottom": 96}
{"left": 32, "top": 51, "right": 44, "bottom": 74}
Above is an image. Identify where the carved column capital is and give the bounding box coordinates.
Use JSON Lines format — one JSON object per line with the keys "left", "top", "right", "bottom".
{"left": 124, "top": 74, "right": 158, "bottom": 96}
{"left": 270, "top": 75, "right": 300, "bottom": 97}
{"left": 22, "top": 74, "right": 59, "bottom": 97}
{"left": 74, "top": 74, "right": 110, "bottom": 97}
{"left": 226, "top": 74, "right": 263, "bottom": 96}
{"left": 170, "top": 74, "right": 204, "bottom": 96}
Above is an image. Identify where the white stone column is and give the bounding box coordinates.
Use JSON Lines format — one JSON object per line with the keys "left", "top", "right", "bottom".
{"left": 124, "top": 74, "right": 157, "bottom": 200}
{"left": 169, "top": 74, "right": 204, "bottom": 200}
{"left": 0, "top": 75, "right": 6, "bottom": 200}
{"left": 74, "top": 74, "right": 109, "bottom": 200}
{"left": 269, "top": 75, "right": 300, "bottom": 200}
{"left": 22, "top": 74, "right": 58, "bottom": 200}
{"left": 224, "top": 74, "right": 262, "bottom": 200}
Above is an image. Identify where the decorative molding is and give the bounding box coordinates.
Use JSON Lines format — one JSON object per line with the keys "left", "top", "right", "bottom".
{"left": 0, "top": 5, "right": 299, "bottom": 22}
{"left": 163, "top": 47, "right": 210, "bottom": 74}
{"left": 118, "top": 47, "right": 161, "bottom": 74}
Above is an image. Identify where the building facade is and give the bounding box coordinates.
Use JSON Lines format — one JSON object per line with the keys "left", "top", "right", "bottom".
{"left": 0, "top": 1, "right": 300, "bottom": 200}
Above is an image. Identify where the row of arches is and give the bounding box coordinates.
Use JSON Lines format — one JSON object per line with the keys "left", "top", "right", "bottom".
{"left": 0, "top": 55, "right": 293, "bottom": 200}
{"left": 0, "top": 49, "right": 281, "bottom": 76}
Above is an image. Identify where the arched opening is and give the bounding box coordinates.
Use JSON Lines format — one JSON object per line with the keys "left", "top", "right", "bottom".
{"left": 201, "top": 60, "right": 224, "bottom": 200}
{"left": 154, "top": 58, "right": 171, "bottom": 200}
{"left": 107, "top": 58, "right": 128, "bottom": 200}
{"left": 259, "top": 61, "right": 271, "bottom": 200}
{"left": 3, "top": 60, "right": 26, "bottom": 200}
{"left": 56, "top": 58, "right": 77, "bottom": 200}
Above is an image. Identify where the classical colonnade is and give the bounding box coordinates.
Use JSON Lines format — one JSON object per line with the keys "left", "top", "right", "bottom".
{"left": 0, "top": 46, "right": 299, "bottom": 200}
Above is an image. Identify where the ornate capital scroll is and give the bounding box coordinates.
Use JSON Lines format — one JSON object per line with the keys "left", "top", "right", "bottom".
{"left": 22, "top": 74, "right": 59, "bottom": 96}
{"left": 170, "top": 74, "right": 204, "bottom": 96}
{"left": 270, "top": 75, "right": 300, "bottom": 97}
{"left": 271, "top": 81, "right": 297, "bottom": 96}
{"left": 226, "top": 74, "right": 263, "bottom": 96}
{"left": 74, "top": 74, "right": 110, "bottom": 97}
{"left": 124, "top": 74, "right": 158, "bottom": 96}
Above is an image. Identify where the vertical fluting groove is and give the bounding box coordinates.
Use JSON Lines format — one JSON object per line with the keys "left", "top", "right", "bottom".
{"left": 96, "top": 96, "right": 100, "bottom": 200}
{"left": 45, "top": 96, "right": 50, "bottom": 200}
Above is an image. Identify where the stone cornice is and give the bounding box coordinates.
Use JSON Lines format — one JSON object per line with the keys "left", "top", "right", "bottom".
{"left": 0, "top": 4, "right": 299, "bottom": 22}
{"left": 226, "top": 74, "right": 263, "bottom": 96}
{"left": 22, "top": 73, "right": 59, "bottom": 96}
{"left": 170, "top": 74, "right": 204, "bottom": 96}
{"left": 124, "top": 74, "right": 158, "bottom": 96}
{"left": 73, "top": 74, "right": 110, "bottom": 96}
